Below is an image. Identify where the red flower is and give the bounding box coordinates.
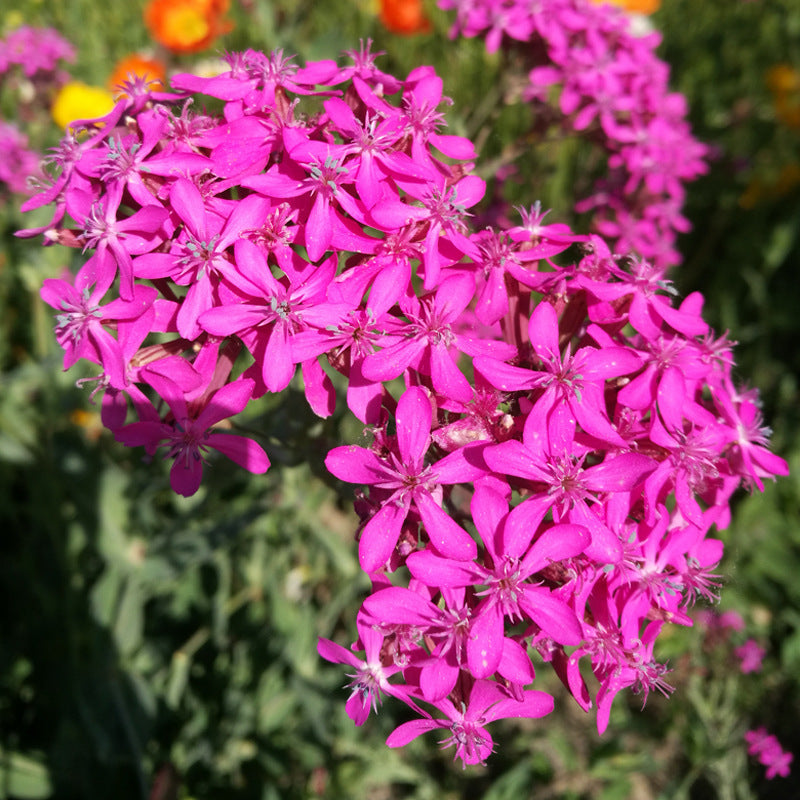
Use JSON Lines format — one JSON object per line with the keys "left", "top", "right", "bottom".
{"left": 380, "top": 0, "right": 432, "bottom": 35}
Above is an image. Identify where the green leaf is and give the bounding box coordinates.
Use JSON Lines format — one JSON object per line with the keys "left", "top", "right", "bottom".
{"left": 113, "top": 575, "right": 144, "bottom": 657}
{"left": 0, "top": 750, "right": 51, "bottom": 799}
{"left": 165, "top": 651, "right": 191, "bottom": 710}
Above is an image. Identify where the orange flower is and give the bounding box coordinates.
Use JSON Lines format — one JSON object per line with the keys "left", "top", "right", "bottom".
{"left": 144, "top": 0, "right": 232, "bottom": 54}
{"left": 380, "top": 0, "right": 432, "bottom": 35}
{"left": 591, "top": 0, "right": 661, "bottom": 13}
{"left": 108, "top": 54, "right": 166, "bottom": 97}
{"left": 766, "top": 64, "right": 800, "bottom": 130}
{"left": 740, "top": 163, "right": 800, "bottom": 209}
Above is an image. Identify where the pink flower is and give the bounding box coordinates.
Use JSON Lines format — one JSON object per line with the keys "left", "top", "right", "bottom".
{"left": 735, "top": 639, "right": 766, "bottom": 674}
{"left": 324, "top": 386, "right": 482, "bottom": 571}
{"left": 745, "top": 727, "right": 793, "bottom": 779}
{"left": 386, "top": 678, "right": 553, "bottom": 767}
{"left": 115, "top": 375, "right": 270, "bottom": 496}
{"left": 407, "top": 486, "right": 590, "bottom": 676}
{"left": 21, "top": 42, "right": 790, "bottom": 767}
{"left": 317, "top": 613, "right": 407, "bottom": 725}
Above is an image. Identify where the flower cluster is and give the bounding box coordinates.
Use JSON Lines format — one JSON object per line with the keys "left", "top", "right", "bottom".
{"left": 0, "top": 27, "right": 75, "bottom": 201}
{"left": 0, "top": 25, "right": 75, "bottom": 81}
{"left": 0, "top": 120, "right": 40, "bottom": 196}
{"left": 439, "top": 0, "right": 708, "bottom": 269}
{"left": 22, "top": 46, "right": 787, "bottom": 767}
{"left": 745, "top": 727, "right": 793, "bottom": 780}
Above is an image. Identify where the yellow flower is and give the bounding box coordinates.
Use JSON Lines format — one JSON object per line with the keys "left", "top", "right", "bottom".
{"left": 52, "top": 81, "right": 115, "bottom": 129}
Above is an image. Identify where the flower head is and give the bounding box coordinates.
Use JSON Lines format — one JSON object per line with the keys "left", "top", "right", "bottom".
{"left": 145, "top": 0, "right": 232, "bottom": 53}
{"left": 109, "top": 53, "right": 166, "bottom": 97}
{"left": 380, "top": 0, "right": 432, "bottom": 35}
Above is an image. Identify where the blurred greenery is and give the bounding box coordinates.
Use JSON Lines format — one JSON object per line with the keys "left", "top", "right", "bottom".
{"left": 1, "top": 0, "right": 799, "bottom": 798}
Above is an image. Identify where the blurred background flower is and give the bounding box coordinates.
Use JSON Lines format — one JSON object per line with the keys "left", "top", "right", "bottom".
{"left": 590, "top": 0, "right": 661, "bottom": 12}
{"left": 144, "top": 0, "right": 232, "bottom": 53}
{"left": 51, "top": 80, "right": 114, "bottom": 128}
{"left": 108, "top": 52, "right": 166, "bottom": 97}
{"left": 379, "top": 0, "right": 431, "bottom": 35}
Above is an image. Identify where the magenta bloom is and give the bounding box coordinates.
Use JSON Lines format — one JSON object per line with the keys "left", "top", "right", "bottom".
{"left": 41, "top": 276, "right": 157, "bottom": 389}
{"left": 386, "top": 678, "right": 553, "bottom": 767}
{"left": 116, "top": 376, "right": 270, "bottom": 496}
{"left": 484, "top": 407, "right": 656, "bottom": 563}
{"left": 362, "top": 273, "right": 515, "bottom": 403}
{"left": 21, "top": 42, "right": 790, "bottom": 767}
{"left": 317, "top": 614, "right": 406, "bottom": 725}
{"left": 408, "top": 487, "right": 589, "bottom": 675}
{"left": 325, "top": 386, "right": 482, "bottom": 571}
{"left": 745, "top": 727, "right": 793, "bottom": 780}
{"left": 735, "top": 639, "right": 766, "bottom": 675}
{"left": 475, "top": 300, "right": 642, "bottom": 446}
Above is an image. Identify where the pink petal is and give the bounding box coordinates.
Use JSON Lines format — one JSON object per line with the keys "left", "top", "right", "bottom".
{"left": 362, "top": 587, "right": 439, "bottom": 627}
{"left": 434, "top": 445, "right": 490, "bottom": 485}
{"left": 170, "top": 179, "right": 207, "bottom": 240}
{"left": 429, "top": 344, "right": 473, "bottom": 402}
{"left": 195, "top": 379, "right": 255, "bottom": 429}
{"left": 483, "top": 689, "right": 554, "bottom": 723}
{"left": 498, "top": 638, "right": 535, "bottom": 686}
{"left": 301, "top": 357, "right": 336, "bottom": 418}
{"left": 528, "top": 301, "right": 560, "bottom": 363}
{"left": 467, "top": 604, "right": 505, "bottom": 679}
{"left": 472, "top": 357, "right": 539, "bottom": 392}
{"left": 361, "top": 338, "right": 426, "bottom": 382}
{"left": 359, "top": 501, "right": 408, "bottom": 573}
{"left": 170, "top": 457, "right": 203, "bottom": 497}
{"left": 317, "top": 637, "right": 360, "bottom": 669}
{"left": 420, "top": 660, "right": 459, "bottom": 702}
{"left": 263, "top": 323, "right": 295, "bottom": 392}
{"left": 519, "top": 587, "right": 583, "bottom": 646}
{"left": 415, "top": 491, "right": 478, "bottom": 562}
{"left": 520, "top": 523, "right": 590, "bottom": 576}
{"left": 502, "top": 496, "right": 553, "bottom": 558}
{"left": 305, "top": 193, "right": 332, "bottom": 262}
{"left": 386, "top": 718, "right": 440, "bottom": 748}
{"left": 396, "top": 387, "right": 432, "bottom": 468}
{"left": 484, "top": 440, "right": 549, "bottom": 482}
{"left": 406, "top": 549, "right": 479, "bottom": 587}
{"left": 205, "top": 433, "right": 270, "bottom": 474}
{"left": 582, "top": 453, "right": 657, "bottom": 493}
{"left": 324, "top": 445, "right": 390, "bottom": 484}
